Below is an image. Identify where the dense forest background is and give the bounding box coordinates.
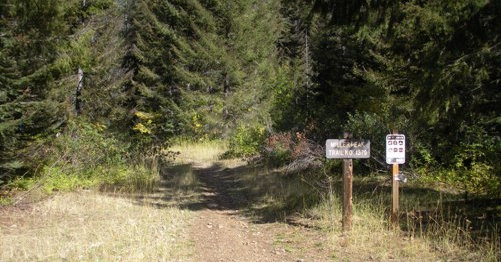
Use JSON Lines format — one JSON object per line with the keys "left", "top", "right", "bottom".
{"left": 0, "top": 0, "right": 499, "bottom": 196}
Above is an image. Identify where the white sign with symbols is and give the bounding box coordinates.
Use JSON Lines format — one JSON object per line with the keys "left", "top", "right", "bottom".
{"left": 386, "top": 134, "right": 405, "bottom": 164}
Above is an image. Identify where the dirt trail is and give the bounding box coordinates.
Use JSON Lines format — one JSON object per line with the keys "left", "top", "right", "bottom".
{"left": 191, "top": 209, "right": 288, "bottom": 262}
{"left": 188, "top": 163, "right": 289, "bottom": 262}
{"left": 166, "top": 161, "right": 332, "bottom": 262}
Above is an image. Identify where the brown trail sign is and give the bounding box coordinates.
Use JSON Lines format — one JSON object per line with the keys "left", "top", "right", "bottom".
{"left": 326, "top": 133, "right": 370, "bottom": 232}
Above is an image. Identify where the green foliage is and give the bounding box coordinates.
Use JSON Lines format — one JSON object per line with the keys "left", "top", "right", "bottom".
{"left": 0, "top": 0, "right": 117, "bottom": 180}
{"left": 0, "top": 196, "right": 12, "bottom": 206}
{"left": 2, "top": 0, "right": 285, "bottom": 182}
{"left": 416, "top": 125, "right": 501, "bottom": 196}
{"left": 50, "top": 121, "right": 126, "bottom": 168}
{"left": 160, "top": 0, "right": 282, "bottom": 137}
{"left": 8, "top": 176, "right": 37, "bottom": 191}
{"left": 1, "top": 0, "right": 499, "bottom": 199}
{"left": 8, "top": 163, "right": 158, "bottom": 194}
{"left": 227, "top": 125, "right": 266, "bottom": 157}
{"left": 382, "top": 0, "right": 500, "bottom": 196}
{"left": 270, "top": 63, "right": 307, "bottom": 131}
{"left": 41, "top": 166, "right": 98, "bottom": 194}
{"left": 6, "top": 120, "right": 159, "bottom": 194}
{"left": 84, "top": 0, "right": 114, "bottom": 15}
{"left": 277, "top": 0, "right": 500, "bottom": 196}
{"left": 409, "top": 142, "right": 436, "bottom": 168}
{"left": 342, "top": 111, "right": 389, "bottom": 171}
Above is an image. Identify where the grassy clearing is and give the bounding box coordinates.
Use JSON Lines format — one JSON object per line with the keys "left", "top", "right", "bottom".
{"left": 0, "top": 192, "right": 191, "bottom": 261}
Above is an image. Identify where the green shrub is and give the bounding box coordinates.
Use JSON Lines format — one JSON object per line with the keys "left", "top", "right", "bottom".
{"left": 49, "top": 120, "right": 127, "bottom": 170}
{"left": 227, "top": 124, "right": 266, "bottom": 157}
{"left": 8, "top": 176, "right": 37, "bottom": 191}
{"left": 42, "top": 165, "right": 98, "bottom": 193}
{"left": 416, "top": 125, "right": 500, "bottom": 197}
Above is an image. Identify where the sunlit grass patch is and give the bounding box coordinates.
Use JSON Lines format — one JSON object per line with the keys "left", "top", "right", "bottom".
{"left": 219, "top": 159, "right": 499, "bottom": 261}
{"left": 0, "top": 192, "right": 192, "bottom": 261}
{"left": 6, "top": 162, "right": 160, "bottom": 205}
{"left": 169, "top": 139, "right": 228, "bottom": 164}
{"left": 309, "top": 190, "right": 499, "bottom": 262}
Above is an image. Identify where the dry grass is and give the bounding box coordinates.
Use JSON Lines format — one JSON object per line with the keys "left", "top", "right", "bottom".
{"left": 169, "top": 140, "right": 243, "bottom": 170}
{"left": 9, "top": 140, "right": 494, "bottom": 262}
{"left": 169, "top": 140, "right": 228, "bottom": 164}
{"left": 309, "top": 193, "right": 499, "bottom": 262}
{"left": 0, "top": 192, "right": 192, "bottom": 261}
{"left": 0, "top": 140, "right": 232, "bottom": 262}
{"left": 231, "top": 166, "right": 478, "bottom": 261}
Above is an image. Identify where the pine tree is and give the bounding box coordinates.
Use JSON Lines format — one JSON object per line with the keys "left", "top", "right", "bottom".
{"left": 0, "top": 0, "right": 114, "bottom": 177}
{"left": 122, "top": 0, "right": 284, "bottom": 140}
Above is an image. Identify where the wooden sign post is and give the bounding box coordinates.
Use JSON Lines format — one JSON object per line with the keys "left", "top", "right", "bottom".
{"left": 391, "top": 162, "right": 399, "bottom": 225}
{"left": 326, "top": 133, "right": 370, "bottom": 232}
{"left": 386, "top": 132, "right": 406, "bottom": 227}
{"left": 342, "top": 133, "right": 353, "bottom": 232}
{"left": 342, "top": 155, "right": 353, "bottom": 231}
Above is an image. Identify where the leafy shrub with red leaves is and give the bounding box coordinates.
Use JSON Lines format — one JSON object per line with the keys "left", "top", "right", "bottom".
{"left": 262, "top": 131, "right": 323, "bottom": 170}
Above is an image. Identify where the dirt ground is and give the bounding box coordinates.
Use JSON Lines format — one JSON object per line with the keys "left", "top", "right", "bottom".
{"left": 175, "top": 162, "right": 334, "bottom": 262}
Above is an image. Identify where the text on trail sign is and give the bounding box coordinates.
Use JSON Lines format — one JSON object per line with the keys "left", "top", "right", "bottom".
{"left": 386, "top": 134, "right": 405, "bottom": 164}
{"left": 326, "top": 139, "right": 370, "bottom": 159}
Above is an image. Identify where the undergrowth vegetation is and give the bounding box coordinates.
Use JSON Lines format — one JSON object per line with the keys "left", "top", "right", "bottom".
{"left": 226, "top": 124, "right": 267, "bottom": 158}
{"left": 2, "top": 120, "right": 163, "bottom": 204}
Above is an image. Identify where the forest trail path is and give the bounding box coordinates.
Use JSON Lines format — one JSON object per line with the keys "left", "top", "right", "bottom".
{"left": 156, "top": 149, "right": 333, "bottom": 262}
{"left": 187, "top": 162, "right": 294, "bottom": 262}
{"left": 0, "top": 145, "right": 333, "bottom": 261}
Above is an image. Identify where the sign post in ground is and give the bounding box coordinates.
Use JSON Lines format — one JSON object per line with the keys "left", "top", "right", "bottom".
{"left": 326, "top": 134, "right": 370, "bottom": 232}
{"left": 342, "top": 154, "right": 353, "bottom": 231}
{"left": 386, "top": 133, "right": 406, "bottom": 227}
{"left": 391, "top": 163, "right": 399, "bottom": 225}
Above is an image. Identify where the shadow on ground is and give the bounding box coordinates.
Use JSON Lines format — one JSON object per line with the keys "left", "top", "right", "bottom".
{"left": 131, "top": 161, "right": 312, "bottom": 223}
{"left": 128, "top": 160, "right": 500, "bottom": 239}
